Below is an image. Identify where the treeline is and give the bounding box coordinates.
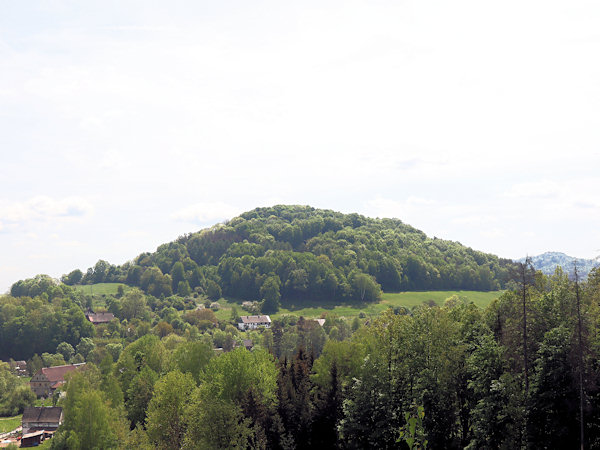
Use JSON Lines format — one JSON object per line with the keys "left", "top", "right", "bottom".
{"left": 59, "top": 205, "right": 513, "bottom": 305}
{"left": 36, "top": 265, "right": 600, "bottom": 449}
{"left": 0, "top": 293, "right": 95, "bottom": 362}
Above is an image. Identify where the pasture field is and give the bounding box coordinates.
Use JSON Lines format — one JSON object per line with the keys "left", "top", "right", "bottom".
{"left": 73, "top": 283, "right": 130, "bottom": 296}
{"left": 220, "top": 290, "right": 503, "bottom": 321}
{"left": 77, "top": 284, "right": 503, "bottom": 322}
{"left": 0, "top": 415, "right": 21, "bottom": 433}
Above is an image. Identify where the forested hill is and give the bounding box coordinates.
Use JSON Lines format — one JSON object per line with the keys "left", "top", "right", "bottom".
{"left": 50, "top": 205, "right": 513, "bottom": 303}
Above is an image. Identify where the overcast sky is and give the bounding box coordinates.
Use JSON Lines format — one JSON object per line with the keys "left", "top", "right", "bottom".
{"left": 1, "top": 0, "right": 599, "bottom": 292}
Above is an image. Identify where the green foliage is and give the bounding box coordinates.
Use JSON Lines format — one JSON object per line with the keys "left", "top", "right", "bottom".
{"left": 260, "top": 275, "right": 281, "bottom": 313}
{"left": 126, "top": 366, "right": 158, "bottom": 428}
{"left": 183, "top": 389, "right": 254, "bottom": 450}
{"left": 201, "top": 347, "right": 278, "bottom": 404}
{"left": 0, "top": 361, "right": 35, "bottom": 416}
{"left": 146, "top": 370, "right": 196, "bottom": 450}
{"left": 0, "top": 296, "right": 94, "bottom": 361}
{"left": 311, "top": 339, "right": 365, "bottom": 389}
{"left": 119, "top": 288, "right": 149, "bottom": 321}
{"left": 76, "top": 337, "right": 95, "bottom": 360}
{"left": 10, "top": 274, "right": 66, "bottom": 299}
{"left": 56, "top": 342, "right": 75, "bottom": 362}
{"left": 169, "top": 340, "right": 213, "bottom": 384}
{"left": 53, "top": 368, "right": 125, "bottom": 450}
{"left": 398, "top": 405, "right": 428, "bottom": 450}
{"left": 61, "top": 269, "right": 83, "bottom": 286}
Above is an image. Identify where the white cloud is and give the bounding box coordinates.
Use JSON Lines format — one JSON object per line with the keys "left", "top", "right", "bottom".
{"left": 451, "top": 215, "right": 497, "bottom": 226}
{"left": 0, "top": 196, "right": 94, "bottom": 225}
{"left": 503, "top": 181, "right": 562, "bottom": 199}
{"left": 365, "top": 196, "right": 436, "bottom": 220}
{"left": 172, "top": 202, "right": 243, "bottom": 225}
{"left": 480, "top": 228, "right": 506, "bottom": 239}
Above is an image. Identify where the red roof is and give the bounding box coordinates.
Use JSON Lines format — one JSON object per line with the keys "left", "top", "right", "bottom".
{"left": 39, "top": 363, "right": 85, "bottom": 383}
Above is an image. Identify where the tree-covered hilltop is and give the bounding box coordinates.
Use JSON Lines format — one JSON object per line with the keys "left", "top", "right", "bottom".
{"left": 58, "top": 205, "right": 513, "bottom": 304}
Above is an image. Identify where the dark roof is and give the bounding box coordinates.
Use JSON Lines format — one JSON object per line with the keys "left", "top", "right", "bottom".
{"left": 240, "top": 315, "right": 271, "bottom": 324}
{"left": 38, "top": 363, "right": 85, "bottom": 383}
{"left": 22, "top": 407, "right": 63, "bottom": 424}
{"left": 86, "top": 312, "right": 115, "bottom": 323}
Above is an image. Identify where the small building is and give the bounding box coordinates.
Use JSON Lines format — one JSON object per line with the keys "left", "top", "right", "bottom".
{"left": 238, "top": 315, "right": 271, "bottom": 331}
{"left": 86, "top": 311, "right": 115, "bottom": 325}
{"left": 30, "top": 363, "right": 85, "bottom": 397}
{"left": 21, "top": 430, "right": 44, "bottom": 447}
{"left": 22, "top": 407, "right": 63, "bottom": 435}
{"left": 9, "top": 360, "right": 27, "bottom": 376}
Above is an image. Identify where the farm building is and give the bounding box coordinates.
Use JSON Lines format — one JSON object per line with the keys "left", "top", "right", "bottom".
{"left": 22, "top": 406, "right": 63, "bottom": 434}
{"left": 30, "top": 363, "right": 85, "bottom": 397}
{"left": 238, "top": 315, "right": 271, "bottom": 331}
{"left": 86, "top": 311, "right": 115, "bottom": 325}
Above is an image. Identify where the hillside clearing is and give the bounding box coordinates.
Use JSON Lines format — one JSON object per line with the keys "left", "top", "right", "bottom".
{"left": 214, "top": 290, "right": 503, "bottom": 321}
{"left": 73, "top": 283, "right": 130, "bottom": 296}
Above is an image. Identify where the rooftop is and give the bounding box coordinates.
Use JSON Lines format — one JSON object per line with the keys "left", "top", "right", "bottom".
{"left": 22, "top": 407, "right": 63, "bottom": 424}
{"left": 39, "top": 363, "right": 85, "bottom": 382}
{"left": 240, "top": 315, "right": 271, "bottom": 324}
{"left": 86, "top": 312, "right": 115, "bottom": 323}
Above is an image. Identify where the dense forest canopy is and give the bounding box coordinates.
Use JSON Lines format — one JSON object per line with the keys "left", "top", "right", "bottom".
{"left": 2, "top": 265, "right": 600, "bottom": 449}
{"left": 54, "top": 205, "right": 513, "bottom": 305}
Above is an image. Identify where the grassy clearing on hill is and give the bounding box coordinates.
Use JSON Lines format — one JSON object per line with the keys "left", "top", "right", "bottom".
{"left": 215, "top": 290, "right": 503, "bottom": 321}
{"left": 77, "top": 284, "right": 502, "bottom": 322}
{"left": 0, "top": 415, "right": 21, "bottom": 433}
{"left": 73, "top": 283, "right": 130, "bottom": 296}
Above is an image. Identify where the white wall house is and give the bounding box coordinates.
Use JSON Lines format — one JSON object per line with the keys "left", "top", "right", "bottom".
{"left": 238, "top": 315, "right": 272, "bottom": 331}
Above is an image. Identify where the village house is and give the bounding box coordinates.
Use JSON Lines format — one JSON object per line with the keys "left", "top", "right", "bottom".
{"left": 20, "top": 406, "right": 63, "bottom": 447}
{"left": 238, "top": 315, "right": 271, "bottom": 331}
{"left": 21, "top": 407, "right": 63, "bottom": 435}
{"left": 29, "top": 363, "right": 85, "bottom": 397}
{"left": 86, "top": 311, "right": 115, "bottom": 325}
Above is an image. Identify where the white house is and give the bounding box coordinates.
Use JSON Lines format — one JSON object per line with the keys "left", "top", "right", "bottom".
{"left": 238, "top": 315, "right": 271, "bottom": 331}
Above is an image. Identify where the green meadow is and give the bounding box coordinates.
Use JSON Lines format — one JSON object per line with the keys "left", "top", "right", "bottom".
{"left": 75, "top": 283, "right": 502, "bottom": 322}
{"left": 73, "top": 283, "right": 130, "bottom": 296}
{"left": 0, "top": 415, "right": 21, "bottom": 433}
{"left": 216, "top": 290, "right": 503, "bottom": 321}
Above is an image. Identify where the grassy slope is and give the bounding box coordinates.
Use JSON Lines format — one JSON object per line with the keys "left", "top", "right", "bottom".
{"left": 0, "top": 415, "right": 21, "bottom": 433}
{"left": 215, "top": 290, "right": 503, "bottom": 321}
{"left": 73, "top": 283, "right": 130, "bottom": 296}
{"left": 77, "top": 283, "right": 502, "bottom": 321}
